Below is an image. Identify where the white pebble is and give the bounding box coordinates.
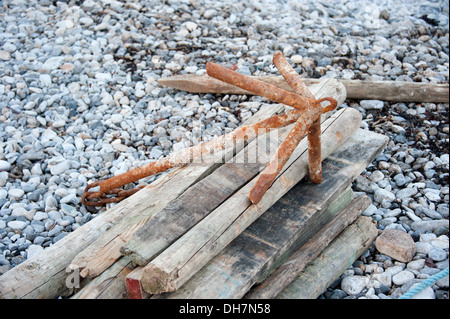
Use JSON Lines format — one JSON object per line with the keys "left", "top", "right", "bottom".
{"left": 392, "top": 270, "right": 415, "bottom": 286}
{"left": 341, "top": 275, "right": 368, "bottom": 295}
{"left": 0, "top": 160, "right": 11, "bottom": 171}
{"left": 8, "top": 188, "right": 24, "bottom": 200}
{"left": 7, "top": 220, "right": 27, "bottom": 231}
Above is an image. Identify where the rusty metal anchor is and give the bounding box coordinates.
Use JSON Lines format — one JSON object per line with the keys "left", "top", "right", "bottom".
{"left": 81, "top": 51, "right": 337, "bottom": 206}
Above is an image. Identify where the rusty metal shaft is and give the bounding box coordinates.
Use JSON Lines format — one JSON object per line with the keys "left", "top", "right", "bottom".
{"left": 273, "top": 51, "right": 323, "bottom": 184}
{"left": 82, "top": 107, "right": 302, "bottom": 206}
{"left": 206, "top": 62, "right": 313, "bottom": 112}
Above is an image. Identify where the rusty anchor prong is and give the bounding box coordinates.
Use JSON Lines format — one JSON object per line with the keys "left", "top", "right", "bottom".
{"left": 206, "top": 52, "right": 337, "bottom": 204}
{"left": 81, "top": 51, "right": 337, "bottom": 207}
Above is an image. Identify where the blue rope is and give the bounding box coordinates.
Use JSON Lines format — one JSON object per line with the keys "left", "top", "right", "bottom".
{"left": 398, "top": 267, "right": 449, "bottom": 299}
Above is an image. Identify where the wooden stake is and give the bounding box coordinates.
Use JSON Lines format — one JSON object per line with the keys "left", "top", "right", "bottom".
{"left": 158, "top": 74, "right": 449, "bottom": 103}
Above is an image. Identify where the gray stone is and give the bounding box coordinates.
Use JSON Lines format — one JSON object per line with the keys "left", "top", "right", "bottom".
{"left": 396, "top": 187, "right": 418, "bottom": 200}
{"left": 42, "top": 56, "right": 65, "bottom": 70}
{"left": 8, "top": 189, "right": 24, "bottom": 200}
{"left": 26, "top": 244, "right": 44, "bottom": 259}
{"left": 33, "top": 211, "right": 48, "bottom": 221}
{"left": 375, "top": 229, "right": 416, "bottom": 262}
{"left": 341, "top": 275, "right": 368, "bottom": 295}
{"left": 48, "top": 225, "right": 63, "bottom": 237}
{"left": 407, "top": 259, "right": 426, "bottom": 271}
{"left": 392, "top": 270, "right": 415, "bottom": 286}
{"left": 428, "top": 248, "right": 447, "bottom": 262}
{"left": 373, "top": 188, "right": 396, "bottom": 203}
{"left": 0, "top": 50, "right": 11, "bottom": 61}
{"left": 50, "top": 160, "right": 71, "bottom": 175}
{"left": 411, "top": 220, "right": 449, "bottom": 232}
{"left": 415, "top": 242, "right": 433, "bottom": 254}
{"left": 7, "top": 220, "right": 27, "bottom": 231}
{"left": 61, "top": 204, "right": 78, "bottom": 217}
{"left": 0, "top": 171, "right": 8, "bottom": 187}
{"left": 360, "top": 100, "right": 384, "bottom": 110}
{"left": 0, "top": 160, "right": 11, "bottom": 171}
{"left": 48, "top": 210, "right": 62, "bottom": 221}
{"left": 45, "top": 195, "right": 58, "bottom": 212}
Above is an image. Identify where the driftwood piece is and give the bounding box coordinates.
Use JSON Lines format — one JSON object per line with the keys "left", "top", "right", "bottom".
{"left": 153, "top": 128, "right": 387, "bottom": 299}
{"left": 158, "top": 74, "right": 449, "bottom": 103}
{"left": 245, "top": 195, "right": 371, "bottom": 299}
{"left": 276, "top": 216, "right": 378, "bottom": 299}
{"left": 141, "top": 107, "right": 362, "bottom": 295}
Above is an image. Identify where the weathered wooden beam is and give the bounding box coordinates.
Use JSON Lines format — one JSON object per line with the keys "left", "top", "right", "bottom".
{"left": 153, "top": 128, "right": 387, "bottom": 299}
{"left": 276, "top": 216, "right": 378, "bottom": 299}
{"left": 140, "top": 107, "right": 362, "bottom": 295}
{"left": 158, "top": 74, "right": 449, "bottom": 103}
{"left": 245, "top": 195, "right": 371, "bottom": 299}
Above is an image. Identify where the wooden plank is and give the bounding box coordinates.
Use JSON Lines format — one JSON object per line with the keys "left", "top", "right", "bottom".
{"left": 152, "top": 128, "right": 387, "bottom": 299}
{"left": 68, "top": 102, "right": 286, "bottom": 279}
{"left": 245, "top": 195, "right": 371, "bottom": 299}
{"left": 158, "top": 74, "right": 449, "bottom": 103}
{"left": 140, "top": 107, "right": 363, "bottom": 295}
{"left": 276, "top": 216, "right": 378, "bottom": 299}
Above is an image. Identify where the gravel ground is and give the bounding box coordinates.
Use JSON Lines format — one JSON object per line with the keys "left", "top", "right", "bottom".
{"left": 0, "top": 0, "right": 448, "bottom": 299}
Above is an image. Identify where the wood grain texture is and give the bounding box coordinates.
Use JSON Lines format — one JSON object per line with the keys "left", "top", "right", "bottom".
{"left": 143, "top": 107, "right": 363, "bottom": 295}
{"left": 153, "top": 128, "right": 387, "bottom": 299}
{"left": 245, "top": 195, "right": 372, "bottom": 299}
{"left": 276, "top": 216, "right": 378, "bottom": 299}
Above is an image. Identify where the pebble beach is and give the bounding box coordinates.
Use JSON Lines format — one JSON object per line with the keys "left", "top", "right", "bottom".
{"left": 0, "top": 0, "right": 448, "bottom": 299}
